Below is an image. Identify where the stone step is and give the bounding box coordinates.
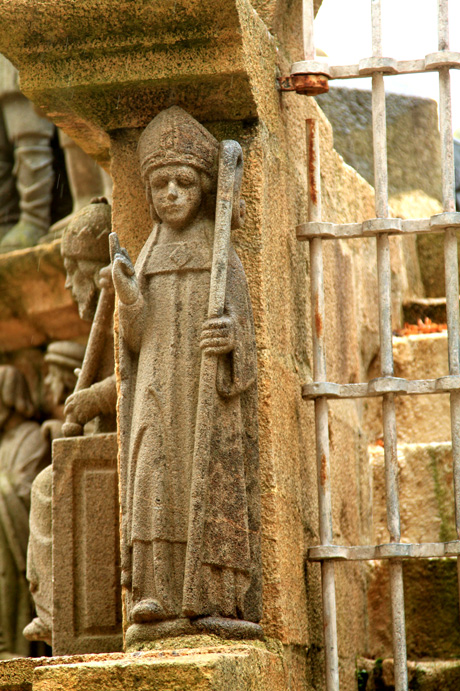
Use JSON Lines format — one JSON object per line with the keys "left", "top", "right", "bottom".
{"left": 358, "top": 657, "right": 460, "bottom": 690}
{"left": 367, "top": 443, "right": 460, "bottom": 660}
{"left": 364, "top": 333, "right": 451, "bottom": 443}
{"left": 370, "top": 443, "right": 455, "bottom": 545}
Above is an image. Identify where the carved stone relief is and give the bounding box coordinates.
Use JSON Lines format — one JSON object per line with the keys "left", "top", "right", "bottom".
{"left": 0, "top": 54, "right": 112, "bottom": 251}
{"left": 23, "top": 341, "right": 84, "bottom": 647}
{"left": 0, "top": 365, "right": 48, "bottom": 656}
{"left": 24, "top": 199, "right": 120, "bottom": 653}
{"left": 0, "top": 55, "right": 54, "bottom": 251}
{"left": 112, "top": 106, "right": 262, "bottom": 647}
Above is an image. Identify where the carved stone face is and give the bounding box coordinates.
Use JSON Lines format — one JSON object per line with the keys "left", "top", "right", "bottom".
{"left": 63, "top": 257, "right": 101, "bottom": 322}
{"left": 149, "top": 164, "right": 202, "bottom": 231}
{"left": 44, "top": 364, "right": 76, "bottom": 408}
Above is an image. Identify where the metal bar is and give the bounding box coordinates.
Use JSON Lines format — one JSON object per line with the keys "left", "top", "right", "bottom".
{"left": 296, "top": 214, "right": 460, "bottom": 241}
{"left": 302, "top": 375, "right": 460, "bottom": 400}
{"left": 307, "top": 118, "right": 339, "bottom": 691}
{"left": 291, "top": 55, "right": 460, "bottom": 81}
{"left": 437, "top": 0, "right": 460, "bottom": 611}
{"left": 308, "top": 540, "right": 460, "bottom": 562}
{"left": 302, "top": 0, "right": 315, "bottom": 61}
{"left": 371, "top": 2, "right": 408, "bottom": 688}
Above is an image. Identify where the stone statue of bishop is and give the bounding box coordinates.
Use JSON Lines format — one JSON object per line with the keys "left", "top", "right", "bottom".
{"left": 111, "top": 106, "right": 262, "bottom": 646}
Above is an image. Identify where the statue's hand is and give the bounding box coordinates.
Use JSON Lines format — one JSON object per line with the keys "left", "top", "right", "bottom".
{"left": 64, "top": 388, "right": 99, "bottom": 425}
{"left": 112, "top": 250, "right": 139, "bottom": 305}
{"left": 41, "top": 419, "right": 64, "bottom": 444}
{"left": 200, "top": 316, "right": 235, "bottom": 355}
{"left": 98, "top": 264, "right": 114, "bottom": 294}
{"left": 109, "top": 231, "right": 139, "bottom": 305}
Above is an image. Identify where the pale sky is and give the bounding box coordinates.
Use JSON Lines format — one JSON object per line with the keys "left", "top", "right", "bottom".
{"left": 315, "top": 0, "right": 460, "bottom": 134}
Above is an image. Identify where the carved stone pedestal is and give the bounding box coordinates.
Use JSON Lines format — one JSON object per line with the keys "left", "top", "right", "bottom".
{"left": 52, "top": 433, "right": 122, "bottom": 655}
{"left": 0, "top": 643, "right": 286, "bottom": 691}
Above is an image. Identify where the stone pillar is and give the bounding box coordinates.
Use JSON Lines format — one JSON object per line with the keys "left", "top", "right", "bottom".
{"left": 0, "top": 1, "right": 379, "bottom": 688}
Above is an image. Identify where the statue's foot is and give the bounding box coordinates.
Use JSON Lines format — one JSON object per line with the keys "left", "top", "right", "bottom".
{"left": 0, "top": 220, "right": 47, "bottom": 252}
{"left": 23, "top": 617, "right": 52, "bottom": 646}
{"left": 131, "top": 599, "right": 169, "bottom": 623}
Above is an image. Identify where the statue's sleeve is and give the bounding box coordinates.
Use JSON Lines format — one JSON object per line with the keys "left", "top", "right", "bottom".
{"left": 118, "top": 293, "right": 145, "bottom": 354}
{"left": 216, "top": 250, "right": 257, "bottom": 399}
{"left": 87, "top": 373, "right": 117, "bottom": 415}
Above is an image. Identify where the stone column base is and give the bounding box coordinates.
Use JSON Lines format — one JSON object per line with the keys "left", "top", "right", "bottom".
{"left": 0, "top": 642, "right": 287, "bottom": 691}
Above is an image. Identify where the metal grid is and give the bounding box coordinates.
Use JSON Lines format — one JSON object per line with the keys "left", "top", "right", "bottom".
{"left": 296, "top": 1, "right": 460, "bottom": 690}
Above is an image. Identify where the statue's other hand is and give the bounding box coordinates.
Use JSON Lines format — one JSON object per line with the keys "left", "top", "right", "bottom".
{"left": 41, "top": 419, "right": 63, "bottom": 444}
{"left": 64, "top": 388, "right": 99, "bottom": 425}
{"left": 98, "top": 264, "right": 114, "bottom": 293}
{"left": 200, "top": 316, "right": 235, "bottom": 355}
{"left": 112, "top": 251, "right": 139, "bottom": 305}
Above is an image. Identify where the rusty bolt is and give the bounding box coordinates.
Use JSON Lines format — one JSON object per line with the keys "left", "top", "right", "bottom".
{"left": 292, "top": 73, "right": 329, "bottom": 95}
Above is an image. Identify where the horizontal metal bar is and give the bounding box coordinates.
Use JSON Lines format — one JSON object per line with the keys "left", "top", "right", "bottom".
{"left": 308, "top": 540, "right": 460, "bottom": 562}
{"left": 297, "top": 213, "right": 460, "bottom": 241}
{"left": 302, "top": 375, "right": 460, "bottom": 400}
{"left": 291, "top": 51, "right": 460, "bottom": 80}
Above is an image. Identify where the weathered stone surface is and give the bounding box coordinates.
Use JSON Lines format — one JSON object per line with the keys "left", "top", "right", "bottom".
{"left": 35, "top": 645, "right": 285, "bottom": 691}
{"left": 0, "top": 643, "right": 285, "bottom": 691}
{"left": 392, "top": 190, "right": 448, "bottom": 299}
{"left": 52, "top": 433, "right": 122, "bottom": 655}
{"left": 316, "top": 88, "right": 442, "bottom": 201}
{"left": 0, "top": 241, "right": 89, "bottom": 352}
{"left": 0, "top": 652, "right": 125, "bottom": 691}
{"left": 370, "top": 442, "right": 455, "bottom": 545}
{"left": 367, "top": 442, "right": 460, "bottom": 660}
{"left": 364, "top": 333, "right": 451, "bottom": 444}
{"left": 367, "top": 558, "right": 460, "bottom": 661}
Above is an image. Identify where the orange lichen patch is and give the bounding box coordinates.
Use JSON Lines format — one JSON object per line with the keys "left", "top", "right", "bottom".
{"left": 393, "top": 317, "right": 447, "bottom": 337}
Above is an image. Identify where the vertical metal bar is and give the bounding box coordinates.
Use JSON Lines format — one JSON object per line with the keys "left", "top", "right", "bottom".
{"left": 371, "top": 2, "right": 408, "bottom": 689}
{"left": 302, "top": 0, "right": 315, "bottom": 61}
{"left": 437, "top": 0, "right": 460, "bottom": 606}
{"left": 307, "top": 118, "right": 339, "bottom": 691}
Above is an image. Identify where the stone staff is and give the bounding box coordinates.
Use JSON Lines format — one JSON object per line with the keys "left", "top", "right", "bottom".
{"left": 62, "top": 277, "right": 115, "bottom": 437}
{"left": 182, "top": 139, "right": 243, "bottom": 614}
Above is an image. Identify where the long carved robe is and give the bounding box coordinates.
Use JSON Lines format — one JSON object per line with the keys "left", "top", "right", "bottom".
{"left": 118, "top": 221, "right": 261, "bottom": 622}
{"left": 0, "top": 421, "right": 47, "bottom": 654}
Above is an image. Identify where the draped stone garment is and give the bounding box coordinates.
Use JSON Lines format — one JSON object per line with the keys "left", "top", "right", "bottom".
{"left": 0, "top": 421, "right": 47, "bottom": 654}
{"left": 118, "top": 221, "right": 262, "bottom": 622}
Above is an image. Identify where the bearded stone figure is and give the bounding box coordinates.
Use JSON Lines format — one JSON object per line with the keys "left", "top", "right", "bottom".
{"left": 112, "top": 106, "right": 262, "bottom": 646}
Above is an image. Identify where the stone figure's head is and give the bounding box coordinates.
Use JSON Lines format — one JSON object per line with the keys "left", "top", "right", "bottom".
{"left": 138, "top": 106, "right": 219, "bottom": 231}
{"left": 44, "top": 341, "right": 85, "bottom": 408}
{"left": 61, "top": 198, "right": 111, "bottom": 321}
{"left": 0, "top": 365, "right": 34, "bottom": 429}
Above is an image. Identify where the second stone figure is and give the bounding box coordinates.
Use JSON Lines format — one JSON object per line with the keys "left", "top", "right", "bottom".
{"left": 112, "top": 106, "right": 262, "bottom": 647}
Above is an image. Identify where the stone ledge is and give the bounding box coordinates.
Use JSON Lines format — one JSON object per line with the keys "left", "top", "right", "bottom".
{"left": 0, "top": 643, "right": 287, "bottom": 691}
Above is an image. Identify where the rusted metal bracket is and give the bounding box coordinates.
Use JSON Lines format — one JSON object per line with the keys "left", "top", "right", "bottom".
{"left": 277, "top": 73, "right": 329, "bottom": 96}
